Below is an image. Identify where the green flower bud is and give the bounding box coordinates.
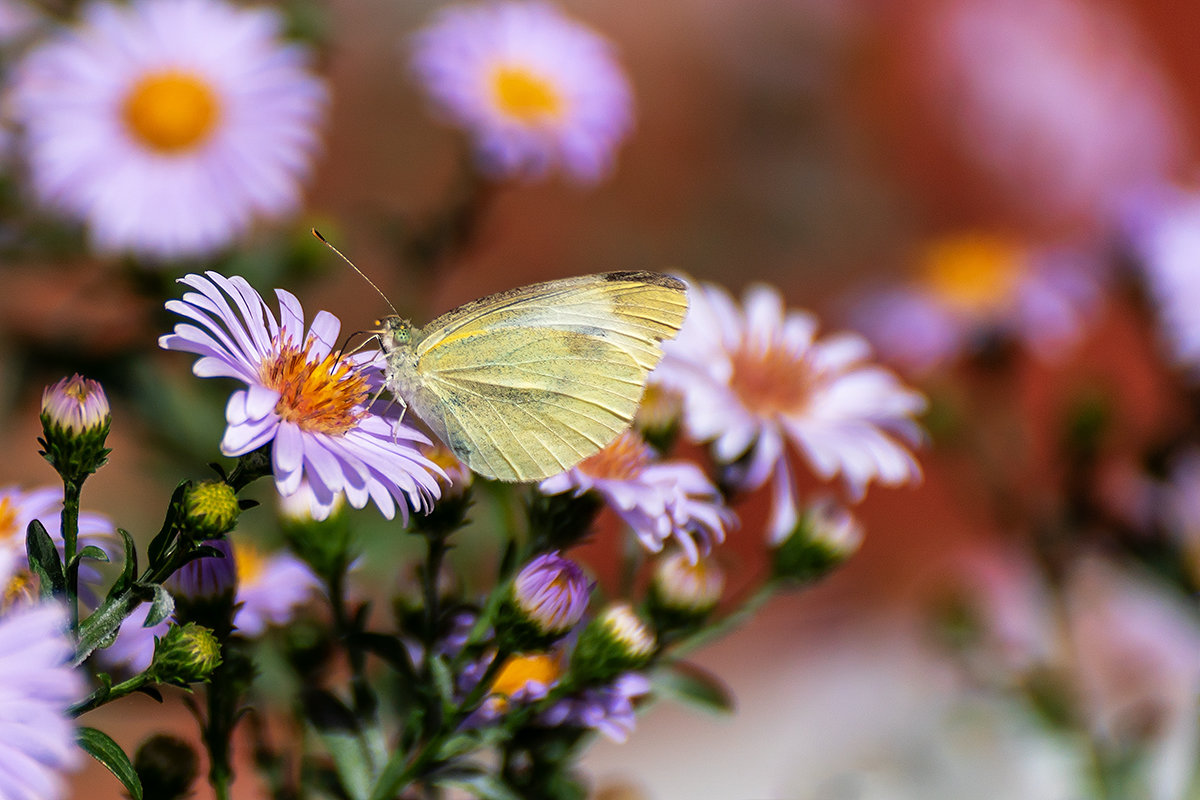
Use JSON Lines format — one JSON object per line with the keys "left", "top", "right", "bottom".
{"left": 38, "top": 375, "right": 111, "bottom": 481}
{"left": 181, "top": 480, "right": 240, "bottom": 539}
{"left": 772, "top": 499, "right": 863, "bottom": 585}
{"left": 649, "top": 551, "right": 724, "bottom": 630}
{"left": 150, "top": 622, "right": 222, "bottom": 684}
{"left": 279, "top": 489, "right": 353, "bottom": 579}
{"left": 571, "top": 603, "right": 656, "bottom": 685}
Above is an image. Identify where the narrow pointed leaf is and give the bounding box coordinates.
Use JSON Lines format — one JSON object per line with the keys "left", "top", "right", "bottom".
{"left": 78, "top": 726, "right": 143, "bottom": 800}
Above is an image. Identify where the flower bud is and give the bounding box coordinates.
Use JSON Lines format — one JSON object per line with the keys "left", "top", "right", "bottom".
{"left": 499, "top": 551, "right": 590, "bottom": 649}
{"left": 181, "top": 481, "right": 240, "bottom": 539}
{"left": 649, "top": 551, "right": 724, "bottom": 630}
{"left": 168, "top": 538, "right": 237, "bottom": 633}
{"left": 772, "top": 499, "right": 863, "bottom": 585}
{"left": 571, "top": 603, "right": 656, "bottom": 685}
{"left": 38, "top": 375, "right": 111, "bottom": 480}
{"left": 279, "top": 483, "right": 353, "bottom": 579}
{"left": 134, "top": 734, "right": 199, "bottom": 800}
{"left": 150, "top": 622, "right": 222, "bottom": 684}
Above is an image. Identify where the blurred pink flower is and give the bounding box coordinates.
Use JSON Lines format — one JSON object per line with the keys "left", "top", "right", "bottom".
{"left": 846, "top": 233, "right": 1104, "bottom": 375}
{"left": 410, "top": 1, "right": 633, "bottom": 183}
{"left": 653, "top": 279, "right": 924, "bottom": 542}
{"left": 920, "top": 0, "right": 1181, "bottom": 226}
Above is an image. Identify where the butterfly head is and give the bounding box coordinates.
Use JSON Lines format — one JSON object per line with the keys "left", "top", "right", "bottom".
{"left": 377, "top": 316, "right": 415, "bottom": 351}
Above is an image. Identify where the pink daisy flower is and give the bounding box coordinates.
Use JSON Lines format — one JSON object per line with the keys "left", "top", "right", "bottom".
{"left": 411, "top": 1, "right": 633, "bottom": 183}
{"left": 653, "top": 279, "right": 925, "bottom": 542}
{"left": 159, "top": 271, "right": 444, "bottom": 522}
{"left": 10, "top": 0, "right": 326, "bottom": 259}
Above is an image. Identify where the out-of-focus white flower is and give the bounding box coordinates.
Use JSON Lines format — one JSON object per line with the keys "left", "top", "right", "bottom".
{"left": 653, "top": 279, "right": 924, "bottom": 542}
{"left": 918, "top": 0, "right": 1181, "bottom": 227}
{"left": 410, "top": 1, "right": 633, "bottom": 183}
{"left": 10, "top": 0, "right": 326, "bottom": 259}
{"left": 848, "top": 233, "right": 1103, "bottom": 375}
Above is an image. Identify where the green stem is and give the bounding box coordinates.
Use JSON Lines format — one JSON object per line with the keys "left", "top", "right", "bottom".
{"left": 369, "top": 650, "right": 509, "bottom": 800}
{"left": 61, "top": 477, "right": 81, "bottom": 630}
{"left": 70, "top": 672, "right": 152, "bottom": 716}
{"left": 672, "top": 581, "right": 777, "bottom": 657}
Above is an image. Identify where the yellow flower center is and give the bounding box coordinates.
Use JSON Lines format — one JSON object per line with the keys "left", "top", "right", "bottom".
{"left": 233, "top": 541, "right": 264, "bottom": 587}
{"left": 259, "top": 340, "right": 369, "bottom": 436}
{"left": 730, "top": 341, "right": 812, "bottom": 419}
{"left": 490, "top": 65, "right": 564, "bottom": 122}
{"left": 3, "top": 570, "right": 34, "bottom": 609}
{"left": 577, "top": 431, "right": 652, "bottom": 481}
{"left": 0, "top": 499, "right": 14, "bottom": 539}
{"left": 920, "top": 233, "right": 1026, "bottom": 314}
{"left": 489, "top": 652, "right": 562, "bottom": 710}
{"left": 122, "top": 70, "right": 220, "bottom": 153}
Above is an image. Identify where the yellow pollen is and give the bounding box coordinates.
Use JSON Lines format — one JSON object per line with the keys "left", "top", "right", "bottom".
{"left": 3, "top": 570, "right": 34, "bottom": 609}
{"left": 233, "top": 542, "right": 265, "bottom": 586}
{"left": 491, "top": 65, "right": 564, "bottom": 122}
{"left": 578, "top": 431, "right": 652, "bottom": 481}
{"left": 730, "top": 341, "right": 812, "bottom": 418}
{"left": 122, "top": 70, "right": 220, "bottom": 153}
{"left": 0, "top": 499, "right": 14, "bottom": 539}
{"left": 259, "top": 340, "right": 369, "bottom": 436}
{"left": 920, "top": 233, "right": 1026, "bottom": 314}
{"left": 489, "top": 653, "right": 562, "bottom": 708}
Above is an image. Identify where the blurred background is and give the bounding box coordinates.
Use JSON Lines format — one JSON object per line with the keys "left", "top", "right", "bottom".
{"left": 4, "top": 0, "right": 1200, "bottom": 797}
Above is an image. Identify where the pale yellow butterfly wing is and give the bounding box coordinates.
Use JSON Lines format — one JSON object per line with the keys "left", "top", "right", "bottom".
{"left": 407, "top": 272, "right": 687, "bottom": 482}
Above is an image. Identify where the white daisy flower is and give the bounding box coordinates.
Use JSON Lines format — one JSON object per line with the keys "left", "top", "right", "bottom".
{"left": 653, "top": 280, "right": 925, "bottom": 542}
{"left": 10, "top": 0, "right": 326, "bottom": 260}
{"left": 411, "top": 1, "right": 633, "bottom": 183}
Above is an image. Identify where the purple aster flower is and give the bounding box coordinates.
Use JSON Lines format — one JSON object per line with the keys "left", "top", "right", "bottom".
{"left": 539, "top": 431, "right": 734, "bottom": 563}
{"left": 0, "top": 485, "right": 114, "bottom": 595}
{"left": 652, "top": 279, "right": 925, "bottom": 543}
{"left": 231, "top": 540, "right": 320, "bottom": 637}
{"left": 540, "top": 672, "right": 650, "bottom": 744}
{"left": 0, "top": 602, "right": 87, "bottom": 800}
{"left": 511, "top": 550, "right": 590, "bottom": 635}
{"left": 411, "top": 1, "right": 633, "bottom": 183}
{"left": 159, "top": 271, "right": 444, "bottom": 522}
{"left": 461, "top": 650, "right": 564, "bottom": 726}
{"left": 847, "top": 234, "right": 1104, "bottom": 376}
{"left": 9, "top": 0, "right": 326, "bottom": 260}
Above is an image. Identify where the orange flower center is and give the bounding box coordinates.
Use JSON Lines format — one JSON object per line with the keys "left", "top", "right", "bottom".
{"left": 920, "top": 233, "right": 1026, "bottom": 314}
{"left": 491, "top": 65, "right": 564, "bottom": 122}
{"left": 489, "top": 652, "right": 562, "bottom": 709}
{"left": 729, "top": 341, "right": 812, "bottom": 418}
{"left": 577, "top": 430, "right": 652, "bottom": 480}
{"left": 123, "top": 70, "right": 220, "bottom": 153}
{"left": 233, "top": 541, "right": 263, "bottom": 586}
{"left": 0, "top": 499, "right": 14, "bottom": 539}
{"left": 259, "top": 340, "right": 369, "bottom": 436}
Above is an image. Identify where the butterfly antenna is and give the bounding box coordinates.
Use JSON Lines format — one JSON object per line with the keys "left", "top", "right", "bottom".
{"left": 311, "top": 228, "right": 399, "bottom": 317}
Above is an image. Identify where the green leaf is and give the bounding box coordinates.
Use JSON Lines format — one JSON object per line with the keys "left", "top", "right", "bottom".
{"left": 350, "top": 632, "right": 417, "bottom": 680}
{"left": 434, "top": 732, "right": 480, "bottom": 761}
{"left": 107, "top": 529, "right": 138, "bottom": 601}
{"left": 143, "top": 584, "right": 175, "bottom": 627}
{"left": 429, "top": 655, "right": 456, "bottom": 716}
{"left": 71, "top": 545, "right": 110, "bottom": 565}
{"left": 653, "top": 661, "right": 734, "bottom": 715}
{"left": 147, "top": 482, "right": 189, "bottom": 569}
{"left": 25, "top": 519, "right": 66, "bottom": 599}
{"left": 78, "top": 726, "right": 143, "bottom": 800}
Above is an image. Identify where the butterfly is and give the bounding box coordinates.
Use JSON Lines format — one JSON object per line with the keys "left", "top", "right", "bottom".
{"left": 377, "top": 272, "right": 688, "bottom": 482}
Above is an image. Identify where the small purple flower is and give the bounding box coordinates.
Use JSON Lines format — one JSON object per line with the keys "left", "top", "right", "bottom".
{"left": 846, "top": 234, "right": 1104, "bottom": 375}
{"left": 411, "top": 1, "right": 633, "bottom": 183}
{"left": 652, "top": 279, "right": 925, "bottom": 543}
{"left": 159, "top": 271, "right": 444, "bottom": 522}
{"left": 0, "top": 602, "right": 87, "bottom": 800}
{"left": 539, "top": 431, "right": 734, "bottom": 563}
{"left": 231, "top": 541, "right": 321, "bottom": 637}
{"left": 40, "top": 374, "right": 110, "bottom": 436}
{"left": 511, "top": 551, "right": 590, "bottom": 635}
{"left": 540, "top": 672, "right": 651, "bottom": 744}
